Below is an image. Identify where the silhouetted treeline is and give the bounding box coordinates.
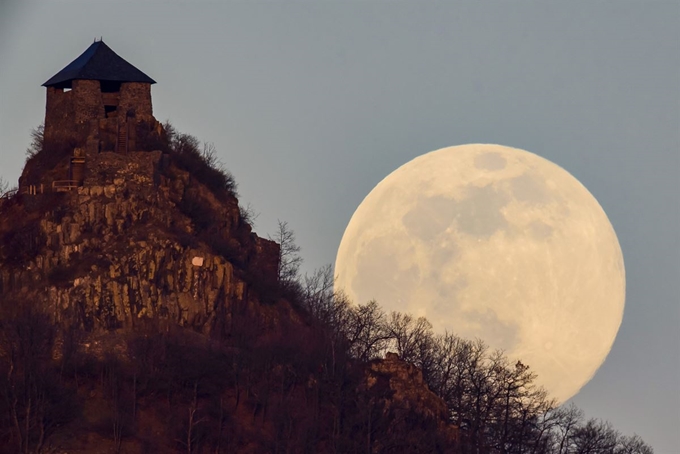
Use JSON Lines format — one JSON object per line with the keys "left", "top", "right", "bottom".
{"left": 0, "top": 263, "right": 655, "bottom": 452}
{"left": 295, "top": 265, "right": 653, "bottom": 454}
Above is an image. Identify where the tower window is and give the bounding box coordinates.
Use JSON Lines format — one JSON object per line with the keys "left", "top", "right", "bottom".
{"left": 53, "top": 80, "right": 72, "bottom": 91}
{"left": 101, "top": 81, "right": 121, "bottom": 93}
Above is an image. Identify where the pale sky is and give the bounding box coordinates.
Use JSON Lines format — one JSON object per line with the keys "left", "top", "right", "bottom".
{"left": 0, "top": 2, "right": 678, "bottom": 451}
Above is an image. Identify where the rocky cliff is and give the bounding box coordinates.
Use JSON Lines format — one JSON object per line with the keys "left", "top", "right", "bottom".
{"left": 363, "top": 352, "right": 459, "bottom": 450}
{"left": 0, "top": 146, "right": 280, "bottom": 334}
{"left": 0, "top": 137, "right": 461, "bottom": 453}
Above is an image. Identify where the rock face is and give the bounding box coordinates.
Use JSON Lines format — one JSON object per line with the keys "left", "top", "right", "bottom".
{"left": 0, "top": 137, "right": 467, "bottom": 454}
{"left": 365, "top": 352, "right": 448, "bottom": 421}
{"left": 3, "top": 41, "right": 284, "bottom": 335}
{"left": 0, "top": 148, "right": 280, "bottom": 334}
{"left": 362, "top": 353, "right": 460, "bottom": 451}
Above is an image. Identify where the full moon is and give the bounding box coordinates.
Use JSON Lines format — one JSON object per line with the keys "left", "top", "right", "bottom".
{"left": 334, "top": 144, "right": 625, "bottom": 403}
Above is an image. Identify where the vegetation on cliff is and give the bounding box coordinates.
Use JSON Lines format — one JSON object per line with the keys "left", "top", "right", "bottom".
{"left": 0, "top": 127, "right": 653, "bottom": 453}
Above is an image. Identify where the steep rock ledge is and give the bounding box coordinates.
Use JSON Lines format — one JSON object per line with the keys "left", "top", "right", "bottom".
{"left": 364, "top": 352, "right": 460, "bottom": 447}
{"left": 0, "top": 150, "right": 280, "bottom": 334}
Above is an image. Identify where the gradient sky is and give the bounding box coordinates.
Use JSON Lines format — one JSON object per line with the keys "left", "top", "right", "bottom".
{"left": 1, "top": 2, "right": 678, "bottom": 451}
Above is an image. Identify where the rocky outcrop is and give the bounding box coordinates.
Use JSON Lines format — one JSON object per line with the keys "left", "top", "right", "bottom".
{"left": 0, "top": 148, "right": 280, "bottom": 334}
{"left": 365, "top": 352, "right": 447, "bottom": 420}
{"left": 364, "top": 352, "right": 459, "bottom": 447}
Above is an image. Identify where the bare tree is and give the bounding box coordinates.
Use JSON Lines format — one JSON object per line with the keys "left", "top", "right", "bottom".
{"left": 301, "top": 265, "right": 335, "bottom": 320}
{"left": 238, "top": 202, "right": 259, "bottom": 228}
{"left": 0, "top": 177, "right": 8, "bottom": 196}
{"left": 25, "top": 123, "right": 44, "bottom": 159}
{"left": 270, "top": 220, "right": 302, "bottom": 286}
{"left": 299, "top": 266, "right": 355, "bottom": 378}
{"left": 200, "top": 142, "right": 220, "bottom": 168}
{"left": 164, "top": 122, "right": 238, "bottom": 196}
{"left": 385, "top": 311, "right": 433, "bottom": 365}
{"left": 550, "top": 404, "right": 586, "bottom": 454}
{"left": 182, "top": 381, "right": 208, "bottom": 454}
{"left": 571, "top": 418, "right": 619, "bottom": 454}
{"left": 0, "top": 309, "right": 76, "bottom": 454}
{"left": 616, "top": 434, "right": 654, "bottom": 454}
{"left": 344, "top": 300, "right": 390, "bottom": 361}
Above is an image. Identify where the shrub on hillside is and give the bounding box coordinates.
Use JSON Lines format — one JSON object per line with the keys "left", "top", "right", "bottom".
{"left": 163, "top": 122, "right": 237, "bottom": 199}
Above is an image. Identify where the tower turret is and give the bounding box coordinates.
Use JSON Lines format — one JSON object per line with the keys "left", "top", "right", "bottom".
{"left": 43, "top": 39, "right": 156, "bottom": 144}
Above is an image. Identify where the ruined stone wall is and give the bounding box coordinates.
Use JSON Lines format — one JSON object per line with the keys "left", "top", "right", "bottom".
{"left": 73, "top": 80, "right": 105, "bottom": 124}
{"left": 44, "top": 87, "right": 75, "bottom": 143}
{"left": 119, "top": 82, "right": 153, "bottom": 119}
{"left": 43, "top": 81, "right": 155, "bottom": 158}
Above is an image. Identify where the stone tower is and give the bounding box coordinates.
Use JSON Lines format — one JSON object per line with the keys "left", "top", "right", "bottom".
{"left": 37, "top": 40, "right": 159, "bottom": 187}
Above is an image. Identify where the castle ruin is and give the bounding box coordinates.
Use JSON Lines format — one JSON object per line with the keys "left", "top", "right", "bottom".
{"left": 1, "top": 40, "right": 283, "bottom": 329}
{"left": 25, "top": 39, "right": 162, "bottom": 191}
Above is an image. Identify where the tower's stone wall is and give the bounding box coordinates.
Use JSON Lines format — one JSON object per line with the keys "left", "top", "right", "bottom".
{"left": 44, "top": 86, "right": 75, "bottom": 143}
{"left": 37, "top": 44, "right": 158, "bottom": 191}
{"left": 45, "top": 80, "right": 154, "bottom": 143}
{"left": 73, "top": 80, "right": 105, "bottom": 124}
{"left": 119, "top": 82, "right": 153, "bottom": 119}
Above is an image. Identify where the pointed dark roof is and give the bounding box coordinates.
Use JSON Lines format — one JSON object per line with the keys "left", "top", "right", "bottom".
{"left": 43, "top": 41, "right": 155, "bottom": 87}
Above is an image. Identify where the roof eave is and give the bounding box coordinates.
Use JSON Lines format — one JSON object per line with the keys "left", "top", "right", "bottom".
{"left": 43, "top": 77, "right": 156, "bottom": 88}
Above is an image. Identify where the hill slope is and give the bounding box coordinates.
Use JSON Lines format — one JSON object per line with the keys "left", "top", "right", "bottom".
{"left": 0, "top": 131, "right": 458, "bottom": 453}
